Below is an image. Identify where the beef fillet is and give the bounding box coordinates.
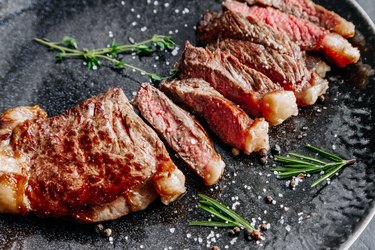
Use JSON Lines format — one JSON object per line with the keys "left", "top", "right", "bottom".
{"left": 135, "top": 83, "right": 225, "bottom": 185}
{"left": 0, "top": 88, "right": 186, "bottom": 222}
{"left": 240, "top": 0, "right": 355, "bottom": 38}
{"left": 179, "top": 41, "right": 298, "bottom": 125}
{"left": 161, "top": 79, "right": 270, "bottom": 154}
{"left": 223, "top": 0, "right": 360, "bottom": 67}
{"left": 209, "top": 39, "right": 329, "bottom": 106}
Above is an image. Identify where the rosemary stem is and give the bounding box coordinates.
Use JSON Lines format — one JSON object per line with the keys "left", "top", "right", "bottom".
{"left": 96, "top": 55, "right": 150, "bottom": 75}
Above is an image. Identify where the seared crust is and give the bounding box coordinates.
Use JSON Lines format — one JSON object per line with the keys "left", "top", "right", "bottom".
{"left": 0, "top": 88, "right": 186, "bottom": 222}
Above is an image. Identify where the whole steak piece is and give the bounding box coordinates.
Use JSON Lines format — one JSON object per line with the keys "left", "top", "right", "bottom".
{"left": 0, "top": 88, "right": 186, "bottom": 222}
{"left": 161, "top": 79, "right": 270, "bottom": 154}
{"left": 135, "top": 83, "right": 225, "bottom": 186}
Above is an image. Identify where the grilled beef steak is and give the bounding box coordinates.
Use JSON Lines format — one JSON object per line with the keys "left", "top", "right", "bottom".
{"left": 135, "top": 83, "right": 225, "bottom": 185}
{"left": 209, "top": 39, "right": 328, "bottom": 106}
{"left": 0, "top": 88, "right": 186, "bottom": 222}
{"left": 224, "top": 1, "right": 360, "bottom": 67}
{"left": 179, "top": 41, "right": 298, "bottom": 125}
{"left": 161, "top": 79, "right": 270, "bottom": 154}
{"left": 197, "top": 10, "right": 303, "bottom": 60}
{"left": 239, "top": 0, "right": 355, "bottom": 38}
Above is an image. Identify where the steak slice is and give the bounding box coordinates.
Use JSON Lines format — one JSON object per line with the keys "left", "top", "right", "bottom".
{"left": 197, "top": 10, "right": 303, "bottom": 60}
{"left": 223, "top": 1, "right": 360, "bottom": 67}
{"left": 179, "top": 41, "right": 298, "bottom": 126}
{"left": 0, "top": 88, "right": 186, "bottom": 222}
{"left": 239, "top": 0, "right": 355, "bottom": 38}
{"left": 161, "top": 79, "right": 270, "bottom": 154}
{"left": 209, "top": 39, "right": 328, "bottom": 105}
{"left": 135, "top": 83, "right": 225, "bottom": 185}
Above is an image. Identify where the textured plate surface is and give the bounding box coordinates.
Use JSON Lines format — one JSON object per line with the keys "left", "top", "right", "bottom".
{"left": 0, "top": 0, "right": 374, "bottom": 249}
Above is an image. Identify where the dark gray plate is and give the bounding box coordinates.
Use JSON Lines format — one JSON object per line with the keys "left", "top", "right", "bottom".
{"left": 0, "top": 0, "right": 374, "bottom": 249}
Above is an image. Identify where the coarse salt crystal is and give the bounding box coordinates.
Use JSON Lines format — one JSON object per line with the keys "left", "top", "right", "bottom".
{"left": 187, "top": 233, "right": 191, "bottom": 238}
{"left": 171, "top": 49, "right": 179, "bottom": 56}
{"left": 164, "top": 2, "right": 170, "bottom": 7}
{"left": 131, "top": 8, "right": 135, "bottom": 12}
{"left": 175, "top": 9, "right": 179, "bottom": 13}
{"left": 121, "top": 1, "right": 125, "bottom": 5}
{"left": 278, "top": 193, "right": 283, "bottom": 197}
{"left": 285, "top": 225, "right": 291, "bottom": 232}
{"left": 169, "top": 228, "right": 175, "bottom": 233}
{"left": 154, "top": 1, "right": 158, "bottom": 5}
{"left": 230, "top": 237, "right": 238, "bottom": 245}
{"left": 191, "top": 138, "right": 197, "bottom": 145}
{"left": 132, "top": 21, "right": 137, "bottom": 26}
{"left": 231, "top": 201, "right": 240, "bottom": 210}
{"left": 141, "top": 26, "right": 147, "bottom": 32}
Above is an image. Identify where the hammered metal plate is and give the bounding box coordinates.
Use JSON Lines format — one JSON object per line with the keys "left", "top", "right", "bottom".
{"left": 0, "top": 0, "right": 374, "bottom": 249}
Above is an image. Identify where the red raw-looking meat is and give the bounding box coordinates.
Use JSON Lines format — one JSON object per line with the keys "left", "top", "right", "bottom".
{"left": 223, "top": 0, "right": 360, "bottom": 67}
{"left": 241, "top": 0, "right": 355, "bottom": 38}
{"left": 0, "top": 88, "right": 186, "bottom": 222}
{"left": 161, "top": 79, "right": 270, "bottom": 154}
{"left": 178, "top": 41, "right": 298, "bottom": 126}
{"left": 135, "top": 83, "right": 225, "bottom": 185}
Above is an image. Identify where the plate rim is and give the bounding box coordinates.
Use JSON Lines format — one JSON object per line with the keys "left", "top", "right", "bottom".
{"left": 340, "top": 0, "right": 375, "bottom": 249}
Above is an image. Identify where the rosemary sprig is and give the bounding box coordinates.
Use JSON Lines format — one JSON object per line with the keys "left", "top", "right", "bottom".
{"left": 34, "top": 35, "right": 176, "bottom": 81}
{"left": 272, "top": 145, "right": 356, "bottom": 187}
{"left": 189, "top": 194, "right": 256, "bottom": 231}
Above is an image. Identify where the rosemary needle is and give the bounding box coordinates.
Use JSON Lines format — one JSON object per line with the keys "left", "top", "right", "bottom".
{"left": 189, "top": 194, "right": 256, "bottom": 231}
{"left": 34, "top": 35, "right": 177, "bottom": 81}
{"left": 272, "top": 145, "right": 356, "bottom": 187}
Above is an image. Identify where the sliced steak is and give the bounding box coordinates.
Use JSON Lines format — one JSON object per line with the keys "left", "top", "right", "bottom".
{"left": 0, "top": 88, "right": 186, "bottom": 222}
{"left": 197, "top": 10, "right": 303, "bottom": 60}
{"left": 161, "top": 79, "right": 269, "bottom": 154}
{"left": 135, "top": 83, "right": 225, "bottom": 185}
{"left": 179, "top": 41, "right": 298, "bottom": 125}
{"left": 239, "top": 0, "right": 355, "bottom": 38}
{"left": 224, "top": 1, "right": 360, "bottom": 67}
{"left": 209, "top": 39, "right": 328, "bottom": 105}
